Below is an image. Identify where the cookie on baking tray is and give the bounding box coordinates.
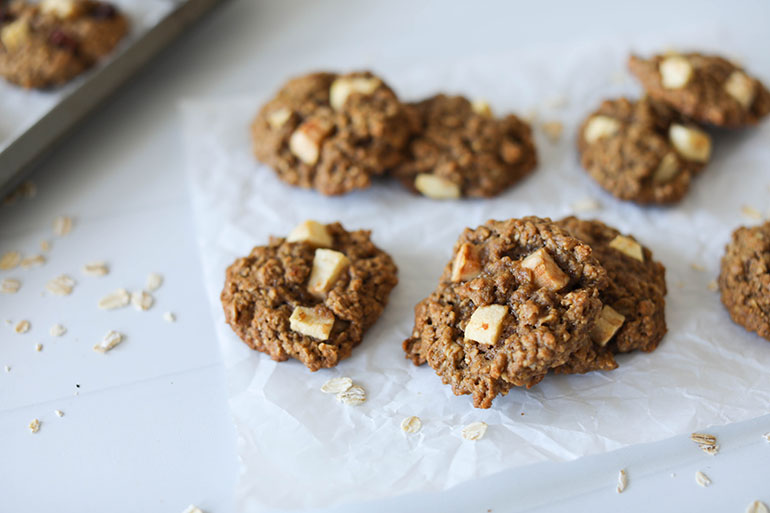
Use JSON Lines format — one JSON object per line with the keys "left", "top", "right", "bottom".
{"left": 221, "top": 220, "right": 398, "bottom": 371}
{"left": 718, "top": 221, "right": 770, "bottom": 342}
{"left": 0, "top": 0, "right": 128, "bottom": 88}
{"left": 577, "top": 96, "right": 711, "bottom": 204}
{"left": 251, "top": 71, "right": 413, "bottom": 196}
{"left": 553, "top": 217, "right": 667, "bottom": 375}
{"left": 393, "top": 94, "right": 537, "bottom": 199}
{"left": 403, "top": 217, "right": 608, "bottom": 408}
{"left": 629, "top": 52, "right": 770, "bottom": 128}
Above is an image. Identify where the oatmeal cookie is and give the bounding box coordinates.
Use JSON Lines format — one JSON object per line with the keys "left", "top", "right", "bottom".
{"left": 578, "top": 96, "right": 710, "bottom": 204}
{"left": 629, "top": 52, "right": 770, "bottom": 127}
{"left": 221, "top": 221, "right": 398, "bottom": 370}
{"left": 0, "top": 0, "right": 128, "bottom": 88}
{"left": 718, "top": 221, "right": 770, "bottom": 341}
{"left": 394, "top": 94, "right": 537, "bottom": 199}
{"left": 553, "top": 217, "right": 667, "bottom": 374}
{"left": 251, "top": 71, "right": 413, "bottom": 196}
{"left": 403, "top": 217, "right": 607, "bottom": 408}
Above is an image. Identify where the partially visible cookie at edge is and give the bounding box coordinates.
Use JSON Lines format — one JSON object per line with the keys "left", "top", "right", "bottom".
{"left": 578, "top": 96, "right": 711, "bottom": 204}
{"left": 251, "top": 71, "right": 413, "bottom": 196}
{"left": 221, "top": 220, "right": 398, "bottom": 370}
{"left": 393, "top": 94, "right": 537, "bottom": 199}
{"left": 718, "top": 221, "right": 770, "bottom": 341}
{"left": 403, "top": 216, "right": 607, "bottom": 408}
{"left": 553, "top": 217, "right": 667, "bottom": 375}
{"left": 629, "top": 52, "right": 770, "bottom": 127}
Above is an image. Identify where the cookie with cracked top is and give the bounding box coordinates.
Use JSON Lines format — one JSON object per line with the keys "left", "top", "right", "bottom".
{"left": 719, "top": 221, "right": 770, "bottom": 341}
{"left": 552, "top": 217, "right": 667, "bottom": 375}
{"left": 578, "top": 96, "right": 710, "bottom": 204}
{"left": 629, "top": 52, "right": 770, "bottom": 127}
{"left": 251, "top": 71, "right": 413, "bottom": 196}
{"left": 221, "top": 221, "right": 398, "bottom": 371}
{"left": 0, "top": 0, "right": 128, "bottom": 88}
{"left": 393, "top": 94, "right": 537, "bottom": 199}
{"left": 403, "top": 216, "right": 607, "bottom": 408}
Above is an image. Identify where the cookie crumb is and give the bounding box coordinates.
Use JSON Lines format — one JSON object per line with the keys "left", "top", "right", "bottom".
{"left": 336, "top": 384, "right": 366, "bottom": 405}
{"left": 746, "top": 500, "right": 770, "bottom": 513}
{"left": 82, "top": 261, "right": 109, "bottom": 276}
{"left": 541, "top": 121, "right": 563, "bottom": 143}
{"left": 707, "top": 280, "right": 718, "bottom": 291}
{"left": 93, "top": 330, "right": 124, "bottom": 353}
{"left": 146, "top": 272, "right": 163, "bottom": 291}
{"left": 571, "top": 198, "right": 601, "bottom": 213}
{"left": 320, "top": 377, "right": 352, "bottom": 394}
{"left": 1, "top": 278, "right": 21, "bottom": 294}
{"left": 690, "top": 430, "right": 719, "bottom": 455}
{"left": 131, "top": 291, "right": 154, "bottom": 311}
{"left": 53, "top": 215, "right": 73, "bottom": 236}
{"left": 28, "top": 419, "right": 41, "bottom": 433}
{"left": 46, "top": 274, "right": 75, "bottom": 296}
{"left": 50, "top": 324, "right": 66, "bottom": 337}
{"left": 0, "top": 250, "right": 21, "bottom": 270}
{"left": 163, "top": 311, "right": 176, "bottom": 323}
{"left": 616, "top": 468, "right": 628, "bottom": 493}
{"left": 55, "top": 410, "right": 64, "bottom": 417}
{"left": 20, "top": 255, "right": 45, "bottom": 268}
{"left": 741, "top": 205, "right": 762, "bottom": 220}
{"left": 40, "top": 240, "right": 51, "bottom": 252}
{"left": 98, "top": 288, "right": 130, "bottom": 310}
{"left": 35, "top": 343, "right": 43, "bottom": 352}
{"left": 400, "top": 416, "right": 422, "bottom": 434}
{"left": 695, "top": 470, "right": 711, "bottom": 487}
{"left": 461, "top": 421, "right": 488, "bottom": 441}
{"left": 14, "top": 320, "right": 30, "bottom": 334}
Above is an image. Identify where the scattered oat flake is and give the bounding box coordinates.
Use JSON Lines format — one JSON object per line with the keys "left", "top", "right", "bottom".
{"left": 401, "top": 416, "right": 422, "bottom": 434}
{"left": 701, "top": 444, "right": 719, "bottom": 455}
{"left": 541, "top": 121, "right": 563, "bottom": 142}
{"left": 571, "top": 198, "right": 601, "bottom": 212}
{"left": 35, "top": 343, "right": 43, "bottom": 352}
{"left": 28, "top": 419, "right": 40, "bottom": 433}
{"left": 741, "top": 205, "right": 762, "bottom": 220}
{"left": 695, "top": 470, "right": 711, "bottom": 487}
{"left": 93, "top": 330, "right": 123, "bottom": 353}
{"left": 163, "top": 311, "right": 176, "bottom": 323}
{"left": 20, "top": 254, "right": 45, "bottom": 268}
{"left": 181, "top": 505, "right": 204, "bottom": 513}
{"left": 82, "top": 261, "right": 109, "bottom": 276}
{"left": 763, "top": 432, "right": 770, "bottom": 442}
{"left": 691, "top": 432, "right": 717, "bottom": 445}
{"left": 320, "top": 376, "right": 352, "bottom": 394}
{"left": 131, "top": 290, "right": 154, "bottom": 311}
{"left": 1, "top": 278, "right": 21, "bottom": 294}
{"left": 50, "top": 324, "right": 66, "bottom": 337}
{"left": 40, "top": 240, "right": 51, "bottom": 252}
{"left": 0, "top": 250, "right": 21, "bottom": 270}
{"left": 336, "top": 384, "right": 366, "bottom": 405}
{"left": 46, "top": 274, "right": 75, "bottom": 296}
{"left": 146, "top": 272, "right": 163, "bottom": 291}
{"left": 14, "top": 320, "right": 30, "bottom": 334}
{"left": 461, "top": 421, "right": 488, "bottom": 441}
{"left": 690, "top": 262, "right": 706, "bottom": 272}
{"left": 55, "top": 409, "right": 64, "bottom": 417}
{"left": 747, "top": 501, "right": 770, "bottom": 513}
{"left": 707, "top": 280, "right": 718, "bottom": 292}
{"left": 616, "top": 468, "right": 628, "bottom": 493}
{"left": 53, "top": 215, "right": 73, "bottom": 236}
{"left": 98, "top": 288, "right": 130, "bottom": 310}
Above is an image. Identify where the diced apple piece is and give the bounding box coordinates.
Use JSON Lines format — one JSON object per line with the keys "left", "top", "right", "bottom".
{"left": 669, "top": 124, "right": 711, "bottom": 163}
{"left": 583, "top": 116, "right": 621, "bottom": 143}
{"left": 414, "top": 174, "right": 461, "bottom": 199}
{"left": 471, "top": 99, "right": 492, "bottom": 117}
{"left": 609, "top": 235, "right": 644, "bottom": 262}
{"left": 287, "top": 220, "right": 332, "bottom": 248}
{"left": 521, "top": 248, "right": 570, "bottom": 291}
{"left": 267, "top": 107, "right": 292, "bottom": 129}
{"left": 308, "top": 249, "right": 350, "bottom": 295}
{"left": 329, "top": 76, "right": 381, "bottom": 110}
{"left": 1, "top": 19, "right": 30, "bottom": 51}
{"left": 724, "top": 71, "right": 756, "bottom": 109}
{"left": 451, "top": 243, "right": 482, "bottom": 282}
{"left": 289, "top": 118, "right": 333, "bottom": 165}
{"left": 465, "top": 305, "right": 507, "bottom": 345}
{"left": 590, "top": 305, "right": 626, "bottom": 346}
{"left": 289, "top": 306, "right": 335, "bottom": 340}
{"left": 653, "top": 152, "right": 680, "bottom": 183}
{"left": 659, "top": 55, "right": 693, "bottom": 89}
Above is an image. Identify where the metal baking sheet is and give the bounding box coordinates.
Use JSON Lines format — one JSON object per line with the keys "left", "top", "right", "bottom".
{"left": 0, "top": 0, "right": 225, "bottom": 195}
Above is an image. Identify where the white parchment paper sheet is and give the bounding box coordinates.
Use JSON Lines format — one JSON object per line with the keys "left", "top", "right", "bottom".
{"left": 182, "top": 33, "right": 770, "bottom": 512}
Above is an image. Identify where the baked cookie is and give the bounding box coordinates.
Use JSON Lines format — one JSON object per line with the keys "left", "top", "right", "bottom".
{"left": 403, "top": 217, "right": 607, "bottom": 408}
{"left": 0, "top": 0, "right": 128, "bottom": 88}
{"left": 578, "top": 96, "right": 711, "bottom": 204}
{"left": 221, "top": 221, "right": 398, "bottom": 371}
{"left": 553, "top": 217, "right": 667, "bottom": 374}
{"left": 629, "top": 52, "right": 770, "bottom": 127}
{"left": 718, "top": 221, "right": 770, "bottom": 341}
{"left": 393, "top": 95, "right": 537, "bottom": 199}
{"left": 251, "top": 71, "right": 412, "bottom": 196}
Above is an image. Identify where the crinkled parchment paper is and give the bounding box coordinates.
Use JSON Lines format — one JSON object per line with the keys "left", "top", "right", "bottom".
{"left": 182, "top": 32, "right": 770, "bottom": 512}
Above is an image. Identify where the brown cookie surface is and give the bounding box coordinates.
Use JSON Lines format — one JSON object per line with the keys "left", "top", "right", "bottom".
{"left": 629, "top": 52, "right": 770, "bottom": 127}
{"left": 394, "top": 94, "right": 537, "bottom": 199}
{"left": 553, "top": 217, "right": 667, "bottom": 374}
{"left": 578, "top": 96, "right": 710, "bottom": 204}
{"left": 719, "top": 221, "right": 770, "bottom": 341}
{"left": 221, "top": 221, "right": 398, "bottom": 371}
{"left": 403, "top": 217, "right": 607, "bottom": 408}
{"left": 0, "top": 0, "right": 128, "bottom": 88}
{"left": 251, "top": 71, "right": 413, "bottom": 196}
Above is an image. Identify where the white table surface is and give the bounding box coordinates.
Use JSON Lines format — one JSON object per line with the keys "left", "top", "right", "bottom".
{"left": 2, "top": 1, "right": 769, "bottom": 512}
